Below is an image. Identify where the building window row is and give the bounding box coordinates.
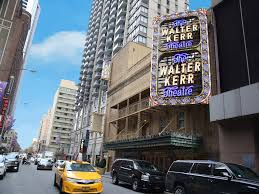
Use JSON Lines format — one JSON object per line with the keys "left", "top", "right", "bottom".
{"left": 54, "top": 121, "right": 73, "bottom": 127}
{"left": 57, "top": 102, "right": 74, "bottom": 108}
{"left": 128, "top": 25, "right": 147, "bottom": 39}
{"left": 129, "top": 4, "right": 148, "bottom": 18}
{"left": 129, "top": 7, "right": 148, "bottom": 25}
{"left": 129, "top": 15, "right": 148, "bottom": 31}
{"left": 133, "top": 35, "right": 147, "bottom": 44}
{"left": 54, "top": 127, "right": 70, "bottom": 131}
{"left": 56, "top": 116, "right": 73, "bottom": 122}
{"left": 59, "top": 92, "right": 76, "bottom": 99}
{"left": 60, "top": 87, "right": 76, "bottom": 94}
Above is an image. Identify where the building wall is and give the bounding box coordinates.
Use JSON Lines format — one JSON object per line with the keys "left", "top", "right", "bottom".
{"left": 218, "top": 118, "right": 259, "bottom": 172}
{"left": 104, "top": 42, "right": 219, "bottom": 171}
{"left": 210, "top": 0, "right": 259, "bottom": 172}
{"left": 38, "top": 109, "right": 51, "bottom": 152}
{"left": 73, "top": 0, "right": 189, "bottom": 162}
{"left": 46, "top": 80, "right": 78, "bottom": 155}
{"left": 0, "top": 0, "right": 31, "bottom": 115}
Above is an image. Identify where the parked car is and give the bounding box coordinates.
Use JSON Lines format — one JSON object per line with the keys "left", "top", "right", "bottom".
{"left": 165, "top": 160, "right": 259, "bottom": 194}
{"left": 5, "top": 152, "right": 20, "bottom": 172}
{"left": 111, "top": 159, "right": 165, "bottom": 192}
{"left": 54, "top": 160, "right": 103, "bottom": 193}
{"left": 37, "top": 158, "right": 53, "bottom": 170}
{"left": 0, "top": 155, "right": 7, "bottom": 179}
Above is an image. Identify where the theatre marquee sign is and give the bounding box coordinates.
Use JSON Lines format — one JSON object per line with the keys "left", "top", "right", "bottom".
{"left": 151, "top": 10, "right": 211, "bottom": 105}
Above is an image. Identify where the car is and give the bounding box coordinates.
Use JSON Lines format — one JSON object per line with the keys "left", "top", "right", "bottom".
{"left": 37, "top": 158, "right": 53, "bottom": 170}
{"left": 54, "top": 160, "right": 103, "bottom": 194}
{"left": 34, "top": 157, "right": 40, "bottom": 165}
{"left": 5, "top": 153, "right": 20, "bottom": 172}
{"left": 54, "top": 160, "right": 65, "bottom": 168}
{"left": 0, "top": 155, "right": 7, "bottom": 179}
{"left": 165, "top": 160, "right": 259, "bottom": 194}
{"left": 111, "top": 159, "right": 165, "bottom": 192}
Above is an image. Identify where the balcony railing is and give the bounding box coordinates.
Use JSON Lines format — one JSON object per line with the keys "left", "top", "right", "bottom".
{"left": 104, "top": 131, "right": 202, "bottom": 150}
{"left": 118, "top": 98, "right": 149, "bottom": 118}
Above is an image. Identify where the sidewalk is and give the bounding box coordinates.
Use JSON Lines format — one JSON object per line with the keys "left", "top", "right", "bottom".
{"left": 102, "top": 172, "right": 111, "bottom": 179}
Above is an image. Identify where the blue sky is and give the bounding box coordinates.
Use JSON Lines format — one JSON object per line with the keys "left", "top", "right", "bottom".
{"left": 15, "top": 0, "right": 211, "bottom": 149}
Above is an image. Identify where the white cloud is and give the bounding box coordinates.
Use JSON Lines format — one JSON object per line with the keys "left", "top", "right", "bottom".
{"left": 30, "top": 31, "right": 85, "bottom": 65}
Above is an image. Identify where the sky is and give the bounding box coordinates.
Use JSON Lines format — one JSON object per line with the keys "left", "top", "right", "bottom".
{"left": 14, "top": 0, "right": 211, "bottom": 149}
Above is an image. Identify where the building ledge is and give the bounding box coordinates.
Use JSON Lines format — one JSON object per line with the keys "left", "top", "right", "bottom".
{"left": 104, "top": 132, "right": 202, "bottom": 150}
{"left": 210, "top": 82, "right": 259, "bottom": 122}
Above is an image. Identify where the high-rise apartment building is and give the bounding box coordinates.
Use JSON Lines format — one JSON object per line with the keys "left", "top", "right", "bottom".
{"left": 46, "top": 80, "right": 78, "bottom": 155}
{"left": 72, "top": 0, "right": 189, "bottom": 161}
{"left": 22, "top": 0, "right": 29, "bottom": 9}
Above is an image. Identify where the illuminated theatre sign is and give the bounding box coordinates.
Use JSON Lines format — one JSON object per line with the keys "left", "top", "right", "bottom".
{"left": 151, "top": 10, "right": 211, "bottom": 105}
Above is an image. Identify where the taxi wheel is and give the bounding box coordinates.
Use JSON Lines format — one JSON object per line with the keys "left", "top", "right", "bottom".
{"left": 54, "top": 175, "right": 58, "bottom": 187}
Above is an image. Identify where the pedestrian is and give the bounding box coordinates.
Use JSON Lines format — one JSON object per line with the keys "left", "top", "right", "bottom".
{"left": 22, "top": 156, "right": 26, "bottom": 165}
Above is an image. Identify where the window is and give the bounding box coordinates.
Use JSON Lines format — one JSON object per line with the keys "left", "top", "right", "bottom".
{"left": 122, "top": 161, "right": 134, "bottom": 169}
{"left": 139, "top": 25, "right": 147, "bottom": 33}
{"left": 0, "top": 0, "right": 3, "bottom": 9}
{"left": 192, "top": 163, "right": 212, "bottom": 175}
{"left": 140, "top": 15, "right": 148, "bottom": 23}
{"left": 167, "top": 8, "right": 170, "bottom": 14}
{"left": 178, "top": 112, "right": 185, "bottom": 128}
{"left": 140, "top": 6, "right": 148, "bottom": 14}
{"left": 157, "top": 4, "right": 161, "bottom": 10}
{"left": 169, "top": 162, "right": 193, "bottom": 173}
{"left": 167, "top": 0, "right": 170, "bottom": 5}
{"left": 213, "top": 164, "right": 231, "bottom": 177}
{"left": 135, "top": 35, "right": 147, "bottom": 44}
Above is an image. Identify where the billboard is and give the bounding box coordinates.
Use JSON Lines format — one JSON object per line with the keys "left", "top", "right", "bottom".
{"left": 151, "top": 10, "right": 211, "bottom": 105}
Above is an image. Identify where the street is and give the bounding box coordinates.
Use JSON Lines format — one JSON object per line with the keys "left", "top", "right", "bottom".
{"left": 0, "top": 165, "right": 144, "bottom": 194}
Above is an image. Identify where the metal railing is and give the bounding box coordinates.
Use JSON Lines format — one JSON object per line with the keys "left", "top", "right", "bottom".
{"left": 118, "top": 98, "right": 149, "bottom": 118}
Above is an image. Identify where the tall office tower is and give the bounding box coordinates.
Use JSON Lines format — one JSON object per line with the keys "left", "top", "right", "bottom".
{"left": 72, "top": 0, "right": 189, "bottom": 162}
{"left": 46, "top": 80, "right": 78, "bottom": 155}
{"left": 22, "top": 0, "right": 41, "bottom": 61}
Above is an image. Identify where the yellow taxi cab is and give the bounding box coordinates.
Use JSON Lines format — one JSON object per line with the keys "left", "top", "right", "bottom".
{"left": 54, "top": 160, "right": 103, "bottom": 194}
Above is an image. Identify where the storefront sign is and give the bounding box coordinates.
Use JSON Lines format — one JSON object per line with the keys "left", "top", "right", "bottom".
{"left": 151, "top": 10, "right": 211, "bottom": 105}
{"left": 0, "top": 98, "right": 9, "bottom": 129}
{"left": 0, "top": 81, "right": 7, "bottom": 106}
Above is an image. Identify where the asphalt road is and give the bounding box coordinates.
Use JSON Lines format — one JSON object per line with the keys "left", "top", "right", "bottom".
{"left": 0, "top": 164, "right": 144, "bottom": 194}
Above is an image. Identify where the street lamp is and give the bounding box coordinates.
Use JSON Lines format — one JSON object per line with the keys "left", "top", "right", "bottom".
{"left": 0, "top": 68, "right": 37, "bottom": 73}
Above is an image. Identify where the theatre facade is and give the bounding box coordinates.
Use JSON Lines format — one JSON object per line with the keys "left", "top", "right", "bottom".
{"left": 103, "top": 9, "right": 220, "bottom": 172}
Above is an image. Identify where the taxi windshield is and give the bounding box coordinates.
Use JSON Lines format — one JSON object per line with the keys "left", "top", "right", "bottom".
{"left": 66, "top": 163, "right": 96, "bottom": 172}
